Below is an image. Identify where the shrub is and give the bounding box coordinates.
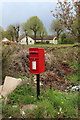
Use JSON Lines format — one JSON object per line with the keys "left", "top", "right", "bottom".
{"left": 62, "top": 38, "right": 69, "bottom": 44}
{"left": 46, "top": 41, "right": 49, "bottom": 44}
{"left": 42, "top": 42, "right": 46, "bottom": 44}
{"left": 68, "top": 36, "right": 75, "bottom": 44}
{"left": 58, "top": 39, "right": 62, "bottom": 44}
{"left": 61, "top": 33, "right": 67, "bottom": 43}
{"left": 36, "top": 42, "right": 41, "bottom": 44}
{"left": 60, "top": 33, "right": 74, "bottom": 44}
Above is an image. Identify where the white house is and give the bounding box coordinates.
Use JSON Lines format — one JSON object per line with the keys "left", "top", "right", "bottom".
{"left": 19, "top": 36, "right": 35, "bottom": 45}
{"left": 19, "top": 35, "right": 58, "bottom": 45}
{"left": 2, "top": 38, "right": 10, "bottom": 42}
{"left": 36, "top": 36, "right": 58, "bottom": 44}
{"left": 50, "top": 37, "right": 58, "bottom": 44}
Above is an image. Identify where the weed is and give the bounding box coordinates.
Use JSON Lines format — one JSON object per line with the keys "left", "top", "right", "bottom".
{"left": 2, "top": 103, "right": 20, "bottom": 118}
{"left": 65, "top": 71, "right": 80, "bottom": 85}
{"left": 3, "top": 87, "right": 79, "bottom": 118}
{"left": 7, "top": 84, "right": 37, "bottom": 105}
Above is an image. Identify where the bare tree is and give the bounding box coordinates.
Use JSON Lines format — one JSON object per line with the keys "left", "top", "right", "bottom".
{"left": 51, "top": 0, "right": 79, "bottom": 36}
{"left": 7, "top": 24, "right": 20, "bottom": 42}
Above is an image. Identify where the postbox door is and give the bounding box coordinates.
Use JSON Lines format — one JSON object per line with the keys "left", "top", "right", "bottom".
{"left": 30, "top": 59, "right": 39, "bottom": 74}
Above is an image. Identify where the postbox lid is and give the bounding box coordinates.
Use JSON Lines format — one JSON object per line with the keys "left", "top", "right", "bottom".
{"left": 29, "top": 48, "right": 43, "bottom": 51}
{"left": 29, "top": 51, "right": 38, "bottom": 54}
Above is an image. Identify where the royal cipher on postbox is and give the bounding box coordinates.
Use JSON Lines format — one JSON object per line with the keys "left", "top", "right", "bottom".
{"left": 29, "top": 48, "right": 45, "bottom": 74}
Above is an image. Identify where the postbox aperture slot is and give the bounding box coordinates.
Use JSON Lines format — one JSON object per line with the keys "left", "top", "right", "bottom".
{"left": 30, "top": 52, "right": 38, "bottom": 54}
{"left": 29, "top": 58, "right": 39, "bottom": 60}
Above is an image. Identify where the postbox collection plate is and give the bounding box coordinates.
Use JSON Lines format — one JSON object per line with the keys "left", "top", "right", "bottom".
{"left": 32, "top": 61, "right": 36, "bottom": 70}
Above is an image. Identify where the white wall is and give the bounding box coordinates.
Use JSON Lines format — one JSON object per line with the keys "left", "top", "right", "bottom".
{"left": 36, "top": 39, "right": 58, "bottom": 44}
{"left": 53, "top": 37, "right": 58, "bottom": 44}
{"left": 53, "top": 39, "right": 58, "bottom": 44}
{"left": 36, "top": 40, "right": 41, "bottom": 42}
{"left": 20, "top": 36, "right": 58, "bottom": 44}
{"left": 28, "top": 36, "right": 34, "bottom": 44}
{"left": 2, "top": 38, "right": 9, "bottom": 42}
{"left": 20, "top": 36, "right": 34, "bottom": 45}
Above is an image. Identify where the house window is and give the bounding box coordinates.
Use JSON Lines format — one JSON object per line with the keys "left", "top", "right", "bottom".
{"left": 30, "top": 41, "right": 32, "bottom": 43}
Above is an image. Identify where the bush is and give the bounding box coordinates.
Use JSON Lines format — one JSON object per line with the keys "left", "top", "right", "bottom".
{"left": 60, "top": 33, "right": 74, "bottom": 44}
{"left": 61, "top": 33, "right": 67, "bottom": 43}
{"left": 58, "top": 39, "right": 62, "bottom": 44}
{"left": 42, "top": 42, "right": 46, "bottom": 44}
{"left": 68, "top": 36, "right": 75, "bottom": 44}
{"left": 36, "top": 42, "right": 41, "bottom": 44}
{"left": 46, "top": 41, "right": 49, "bottom": 44}
{"left": 61, "top": 38, "right": 69, "bottom": 44}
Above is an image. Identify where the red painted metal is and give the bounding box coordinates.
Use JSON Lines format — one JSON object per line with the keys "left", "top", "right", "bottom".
{"left": 29, "top": 48, "right": 45, "bottom": 74}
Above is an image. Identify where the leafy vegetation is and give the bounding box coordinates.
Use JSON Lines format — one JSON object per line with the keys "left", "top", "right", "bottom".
{"left": 51, "top": 0, "right": 79, "bottom": 42}
{"left": 7, "top": 84, "right": 37, "bottom": 105}
{"left": 2, "top": 83, "right": 79, "bottom": 118}
{"left": 22, "top": 16, "right": 47, "bottom": 44}
{"left": 65, "top": 62, "right": 80, "bottom": 85}
{"left": 2, "top": 44, "right": 79, "bottom": 118}
{"left": 2, "top": 104, "right": 20, "bottom": 118}
{"left": 1, "top": 0, "right": 80, "bottom": 118}
{"left": 60, "top": 33, "right": 74, "bottom": 44}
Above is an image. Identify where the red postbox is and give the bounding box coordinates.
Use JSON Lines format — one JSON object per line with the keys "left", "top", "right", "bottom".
{"left": 29, "top": 48, "right": 45, "bottom": 74}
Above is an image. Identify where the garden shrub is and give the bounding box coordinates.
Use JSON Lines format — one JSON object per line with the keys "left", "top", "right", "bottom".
{"left": 60, "top": 33, "right": 74, "bottom": 44}
{"left": 68, "top": 36, "right": 75, "bottom": 44}
{"left": 58, "top": 39, "right": 62, "bottom": 44}
{"left": 46, "top": 41, "right": 49, "bottom": 44}
{"left": 62, "top": 38, "right": 69, "bottom": 44}
{"left": 61, "top": 33, "right": 67, "bottom": 44}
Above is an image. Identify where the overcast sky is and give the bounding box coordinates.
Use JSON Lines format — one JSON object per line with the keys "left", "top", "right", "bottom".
{"left": 0, "top": 0, "right": 73, "bottom": 35}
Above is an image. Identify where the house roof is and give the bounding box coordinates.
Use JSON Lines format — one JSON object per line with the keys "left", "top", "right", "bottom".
{"left": 31, "top": 35, "right": 56, "bottom": 40}
{"left": 18, "top": 35, "right": 25, "bottom": 41}
{"left": 19, "top": 35, "right": 57, "bottom": 41}
{"left": 43, "top": 36, "right": 57, "bottom": 40}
